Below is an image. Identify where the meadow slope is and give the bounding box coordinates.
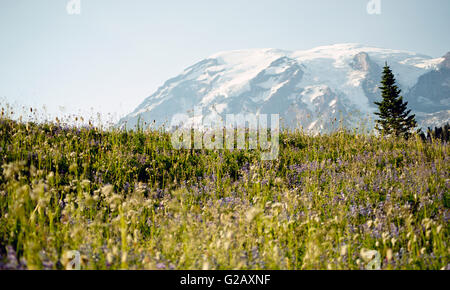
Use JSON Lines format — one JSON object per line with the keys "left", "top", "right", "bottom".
{"left": 0, "top": 116, "right": 448, "bottom": 269}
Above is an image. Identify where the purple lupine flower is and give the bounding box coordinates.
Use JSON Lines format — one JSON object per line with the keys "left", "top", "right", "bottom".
{"left": 156, "top": 262, "right": 166, "bottom": 269}
{"left": 123, "top": 182, "right": 130, "bottom": 192}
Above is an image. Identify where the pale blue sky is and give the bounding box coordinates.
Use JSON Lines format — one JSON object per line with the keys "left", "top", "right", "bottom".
{"left": 1, "top": 0, "right": 449, "bottom": 122}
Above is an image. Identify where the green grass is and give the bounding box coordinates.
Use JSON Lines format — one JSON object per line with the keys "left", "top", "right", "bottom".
{"left": 0, "top": 115, "right": 448, "bottom": 269}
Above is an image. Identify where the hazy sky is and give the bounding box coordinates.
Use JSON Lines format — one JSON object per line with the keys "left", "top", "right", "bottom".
{"left": 1, "top": 0, "right": 449, "bottom": 122}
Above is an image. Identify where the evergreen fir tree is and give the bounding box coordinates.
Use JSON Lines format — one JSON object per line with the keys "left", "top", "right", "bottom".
{"left": 374, "top": 63, "right": 417, "bottom": 137}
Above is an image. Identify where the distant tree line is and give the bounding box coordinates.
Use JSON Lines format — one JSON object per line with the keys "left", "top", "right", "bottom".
{"left": 419, "top": 123, "right": 450, "bottom": 142}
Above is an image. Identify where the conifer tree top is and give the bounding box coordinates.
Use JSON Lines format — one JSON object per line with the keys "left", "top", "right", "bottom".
{"left": 374, "top": 63, "right": 417, "bottom": 138}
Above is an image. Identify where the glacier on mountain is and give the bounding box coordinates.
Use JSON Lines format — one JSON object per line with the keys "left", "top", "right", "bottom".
{"left": 119, "top": 43, "right": 449, "bottom": 133}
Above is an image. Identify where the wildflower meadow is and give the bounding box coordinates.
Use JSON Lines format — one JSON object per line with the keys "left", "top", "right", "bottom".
{"left": 0, "top": 109, "right": 448, "bottom": 270}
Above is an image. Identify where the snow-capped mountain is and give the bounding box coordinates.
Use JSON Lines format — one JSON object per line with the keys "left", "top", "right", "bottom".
{"left": 119, "top": 43, "right": 449, "bottom": 132}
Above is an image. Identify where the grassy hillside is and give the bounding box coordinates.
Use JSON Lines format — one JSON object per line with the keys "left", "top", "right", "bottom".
{"left": 0, "top": 116, "right": 448, "bottom": 269}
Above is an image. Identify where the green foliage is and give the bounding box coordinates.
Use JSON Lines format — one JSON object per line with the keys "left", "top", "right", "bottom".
{"left": 0, "top": 116, "right": 448, "bottom": 270}
{"left": 375, "top": 63, "right": 417, "bottom": 138}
